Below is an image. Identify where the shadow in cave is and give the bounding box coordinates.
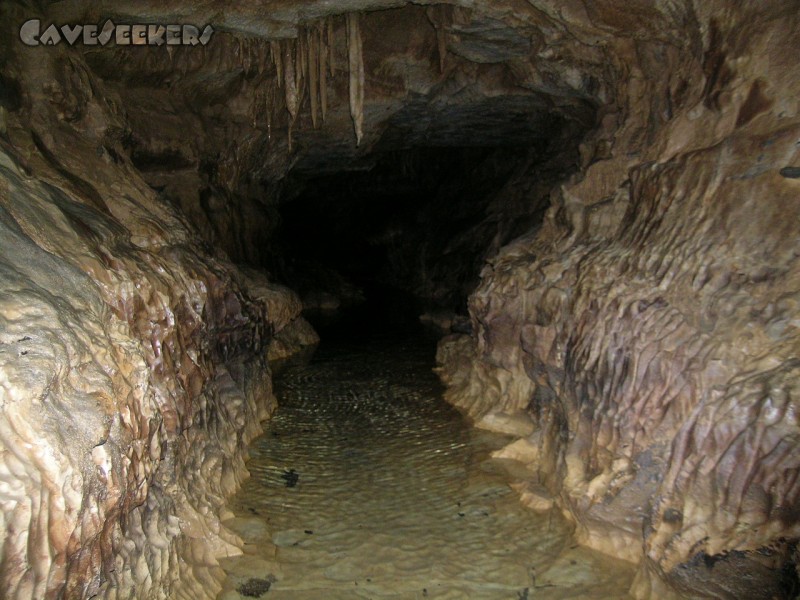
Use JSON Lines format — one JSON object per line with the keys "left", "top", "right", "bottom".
{"left": 269, "top": 137, "right": 578, "bottom": 327}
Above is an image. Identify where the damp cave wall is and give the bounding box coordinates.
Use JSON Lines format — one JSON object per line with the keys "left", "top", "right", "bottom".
{"left": 0, "top": 3, "right": 317, "bottom": 599}
{"left": 436, "top": 1, "right": 800, "bottom": 598}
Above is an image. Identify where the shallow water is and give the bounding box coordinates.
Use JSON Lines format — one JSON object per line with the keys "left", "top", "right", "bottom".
{"left": 218, "top": 317, "right": 635, "bottom": 600}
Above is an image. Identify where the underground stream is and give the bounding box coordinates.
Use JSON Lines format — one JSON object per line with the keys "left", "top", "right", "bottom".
{"left": 217, "top": 297, "right": 636, "bottom": 599}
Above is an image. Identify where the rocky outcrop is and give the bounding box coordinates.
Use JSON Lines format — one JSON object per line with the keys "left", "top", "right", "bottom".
{"left": 437, "top": 1, "right": 800, "bottom": 598}
{"left": 236, "top": 267, "right": 319, "bottom": 360}
{"left": 0, "top": 4, "right": 315, "bottom": 598}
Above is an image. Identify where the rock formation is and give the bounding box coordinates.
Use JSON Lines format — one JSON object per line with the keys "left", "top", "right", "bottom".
{"left": 0, "top": 0, "right": 797, "bottom": 598}
{"left": 0, "top": 3, "right": 316, "bottom": 598}
{"left": 436, "top": 2, "right": 800, "bottom": 598}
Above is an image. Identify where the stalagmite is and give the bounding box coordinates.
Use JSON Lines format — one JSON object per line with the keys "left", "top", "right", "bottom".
{"left": 346, "top": 13, "right": 365, "bottom": 146}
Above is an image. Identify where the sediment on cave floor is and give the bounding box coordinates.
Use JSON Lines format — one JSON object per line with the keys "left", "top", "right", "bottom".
{"left": 0, "top": 0, "right": 798, "bottom": 599}
{"left": 218, "top": 299, "right": 636, "bottom": 599}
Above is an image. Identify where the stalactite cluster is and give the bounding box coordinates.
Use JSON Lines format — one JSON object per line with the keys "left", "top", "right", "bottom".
{"left": 155, "top": 13, "right": 364, "bottom": 153}
{"left": 245, "top": 14, "right": 364, "bottom": 150}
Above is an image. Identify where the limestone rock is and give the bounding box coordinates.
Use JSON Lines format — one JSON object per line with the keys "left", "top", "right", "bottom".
{"left": 436, "top": 2, "right": 800, "bottom": 598}
{"left": 0, "top": 5, "right": 316, "bottom": 598}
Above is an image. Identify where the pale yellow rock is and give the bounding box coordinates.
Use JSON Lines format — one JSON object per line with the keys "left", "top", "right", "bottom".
{"left": 477, "top": 410, "right": 536, "bottom": 437}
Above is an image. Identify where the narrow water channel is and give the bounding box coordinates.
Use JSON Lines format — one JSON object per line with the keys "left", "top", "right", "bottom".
{"left": 218, "top": 298, "right": 635, "bottom": 599}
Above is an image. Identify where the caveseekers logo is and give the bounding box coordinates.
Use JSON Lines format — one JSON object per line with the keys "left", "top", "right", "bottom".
{"left": 19, "top": 19, "right": 214, "bottom": 47}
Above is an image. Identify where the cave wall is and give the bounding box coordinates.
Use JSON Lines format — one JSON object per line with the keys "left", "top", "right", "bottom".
{"left": 0, "top": 4, "right": 315, "bottom": 598}
{"left": 437, "top": 1, "right": 800, "bottom": 598}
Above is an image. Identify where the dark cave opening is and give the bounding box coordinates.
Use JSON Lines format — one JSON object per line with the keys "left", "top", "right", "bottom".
{"left": 273, "top": 146, "right": 520, "bottom": 312}
{"left": 270, "top": 117, "right": 587, "bottom": 317}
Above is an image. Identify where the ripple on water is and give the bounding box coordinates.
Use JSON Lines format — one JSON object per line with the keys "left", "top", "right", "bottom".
{"left": 219, "top": 337, "right": 635, "bottom": 599}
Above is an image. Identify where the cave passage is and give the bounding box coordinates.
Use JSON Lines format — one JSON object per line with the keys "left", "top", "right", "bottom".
{"left": 212, "top": 34, "right": 601, "bottom": 594}
{"left": 262, "top": 47, "right": 588, "bottom": 315}
{"left": 217, "top": 300, "right": 635, "bottom": 599}
{"left": 271, "top": 138, "right": 573, "bottom": 315}
{"left": 0, "top": 0, "right": 797, "bottom": 597}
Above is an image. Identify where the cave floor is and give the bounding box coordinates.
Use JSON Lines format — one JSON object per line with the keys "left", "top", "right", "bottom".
{"left": 218, "top": 316, "right": 635, "bottom": 599}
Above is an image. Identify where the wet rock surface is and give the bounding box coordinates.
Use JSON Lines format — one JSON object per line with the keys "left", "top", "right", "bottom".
{"left": 0, "top": 4, "right": 317, "bottom": 598}
{"left": 435, "top": 2, "right": 800, "bottom": 598}
{"left": 218, "top": 321, "right": 635, "bottom": 599}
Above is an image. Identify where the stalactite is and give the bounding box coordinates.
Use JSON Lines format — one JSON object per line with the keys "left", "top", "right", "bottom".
{"left": 179, "top": 48, "right": 190, "bottom": 77}
{"left": 318, "top": 23, "right": 329, "bottom": 121}
{"left": 283, "top": 40, "right": 300, "bottom": 152}
{"left": 427, "top": 6, "right": 449, "bottom": 73}
{"left": 298, "top": 30, "right": 308, "bottom": 82}
{"left": 257, "top": 40, "right": 266, "bottom": 76}
{"left": 297, "top": 50, "right": 308, "bottom": 114}
{"left": 346, "top": 13, "right": 365, "bottom": 146}
{"left": 270, "top": 41, "right": 282, "bottom": 87}
{"left": 212, "top": 37, "right": 223, "bottom": 71}
{"left": 308, "top": 28, "right": 320, "bottom": 128}
{"left": 327, "top": 18, "right": 336, "bottom": 76}
{"left": 283, "top": 40, "right": 298, "bottom": 122}
{"left": 189, "top": 49, "right": 199, "bottom": 75}
{"left": 299, "top": 40, "right": 307, "bottom": 108}
{"left": 242, "top": 38, "right": 251, "bottom": 74}
{"left": 436, "top": 27, "right": 446, "bottom": 73}
{"left": 251, "top": 85, "right": 259, "bottom": 127}
{"left": 247, "top": 17, "right": 336, "bottom": 150}
{"left": 246, "top": 39, "right": 255, "bottom": 75}
{"left": 265, "top": 84, "right": 273, "bottom": 142}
